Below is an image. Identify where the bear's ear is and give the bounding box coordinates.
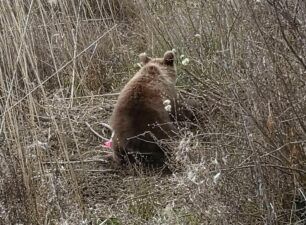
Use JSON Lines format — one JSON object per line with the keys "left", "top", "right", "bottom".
{"left": 139, "top": 52, "right": 151, "bottom": 65}
{"left": 163, "top": 51, "right": 175, "bottom": 66}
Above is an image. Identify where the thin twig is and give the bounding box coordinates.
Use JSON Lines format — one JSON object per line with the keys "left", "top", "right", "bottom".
{"left": 41, "top": 159, "right": 109, "bottom": 164}
{"left": 85, "top": 122, "right": 109, "bottom": 141}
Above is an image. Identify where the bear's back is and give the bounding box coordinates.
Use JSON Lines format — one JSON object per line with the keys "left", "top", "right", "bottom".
{"left": 111, "top": 62, "right": 174, "bottom": 137}
{"left": 109, "top": 50, "right": 177, "bottom": 167}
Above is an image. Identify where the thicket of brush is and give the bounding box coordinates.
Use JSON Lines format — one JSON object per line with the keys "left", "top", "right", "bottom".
{"left": 1, "top": 0, "right": 305, "bottom": 224}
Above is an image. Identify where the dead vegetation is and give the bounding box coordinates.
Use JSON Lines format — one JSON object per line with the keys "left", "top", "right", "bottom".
{"left": 0, "top": 0, "right": 306, "bottom": 224}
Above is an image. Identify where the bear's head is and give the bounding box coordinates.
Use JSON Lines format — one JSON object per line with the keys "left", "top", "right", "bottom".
{"left": 139, "top": 50, "right": 176, "bottom": 83}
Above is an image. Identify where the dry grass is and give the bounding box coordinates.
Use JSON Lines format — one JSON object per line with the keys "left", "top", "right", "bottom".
{"left": 0, "top": 0, "right": 306, "bottom": 224}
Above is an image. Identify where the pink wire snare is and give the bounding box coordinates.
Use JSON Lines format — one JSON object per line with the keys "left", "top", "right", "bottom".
{"left": 102, "top": 139, "right": 112, "bottom": 149}
{"left": 101, "top": 123, "right": 114, "bottom": 149}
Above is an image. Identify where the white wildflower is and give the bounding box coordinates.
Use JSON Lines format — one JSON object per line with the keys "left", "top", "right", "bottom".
{"left": 180, "top": 54, "right": 185, "bottom": 59}
{"left": 163, "top": 99, "right": 171, "bottom": 112}
{"left": 135, "top": 63, "right": 142, "bottom": 68}
{"left": 194, "top": 34, "right": 201, "bottom": 38}
{"left": 163, "top": 99, "right": 171, "bottom": 106}
{"left": 181, "top": 58, "right": 190, "bottom": 66}
{"left": 164, "top": 104, "right": 172, "bottom": 112}
{"left": 213, "top": 172, "right": 221, "bottom": 184}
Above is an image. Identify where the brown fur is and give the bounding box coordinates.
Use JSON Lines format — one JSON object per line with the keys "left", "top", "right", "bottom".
{"left": 110, "top": 51, "right": 178, "bottom": 168}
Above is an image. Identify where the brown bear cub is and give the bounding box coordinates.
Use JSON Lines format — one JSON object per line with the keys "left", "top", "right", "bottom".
{"left": 110, "top": 50, "right": 179, "bottom": 169}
